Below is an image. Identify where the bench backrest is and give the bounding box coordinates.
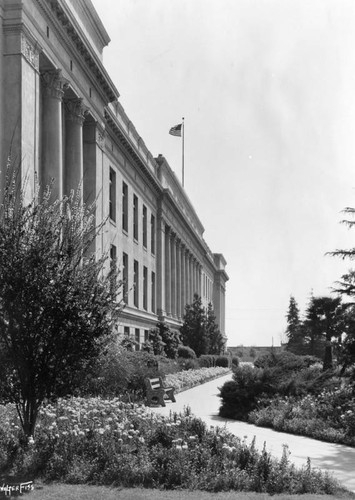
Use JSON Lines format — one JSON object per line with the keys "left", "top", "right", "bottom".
{"left": 145, "top": 377, "right": 163, "bottom": 391}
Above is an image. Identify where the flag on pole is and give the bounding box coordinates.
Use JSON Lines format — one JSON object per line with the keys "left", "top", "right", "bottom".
{"left": 169, "top": 123, "right": 182, "bottom": 137}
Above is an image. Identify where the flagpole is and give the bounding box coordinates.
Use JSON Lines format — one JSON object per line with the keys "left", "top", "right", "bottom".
{"left": 182, "top": 117, "right": 185, "bottom": 187}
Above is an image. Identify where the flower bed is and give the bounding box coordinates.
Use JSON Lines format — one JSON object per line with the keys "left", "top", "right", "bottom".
{"left": 165, "top": 367, "right": 230, "bottom": 393}
{"left": 0, "top": 397, "right": 343, "bottom": 495}
{"left": 249, "top": 386, "right": 355, "bottom": 446}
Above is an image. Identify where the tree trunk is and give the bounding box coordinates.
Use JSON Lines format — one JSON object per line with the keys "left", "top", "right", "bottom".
{"left": 323, "top": 336, "right": 333, "bottom": 371}
{"left": 17, "top": 399, "right": 39, "bottom": 438}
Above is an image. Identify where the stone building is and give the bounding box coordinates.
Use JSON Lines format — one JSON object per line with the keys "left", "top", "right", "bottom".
{"left": 0, "top": 0, "right": 228, "bottom": 347}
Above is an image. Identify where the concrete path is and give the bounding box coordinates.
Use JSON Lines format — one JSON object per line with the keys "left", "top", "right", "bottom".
{"left": 149, "top": 373, "right": 355, "bottom": 493}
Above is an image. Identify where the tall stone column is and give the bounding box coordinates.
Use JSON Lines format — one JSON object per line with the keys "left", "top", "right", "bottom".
{"left": 185, "top": 251, "right": 190, "bottom": 305}
{"left": 176, "top": 240, "right": 181, "bottom": 319}
{"left": 83, "top": 121, "right": 105, "bottom": 256}
{"left": 170, "top": 232, "right": 176, "bottom": 318}
{"left": 155, "top": 214, "right": 166, "bottom": 317}
{"left": 41, "top": 69, "right": 67, "bottom": 201}
{"left": 2, "top": 29, "right": 42, "bottom": 203}
{"left": 198, "top": 264, "right": 202, "bottom": 296}
{"left": 181, "top": 245, "right": 186, "bottom": 313}
{"left": 192, "top": 258, "right": 196, "bottom": 299}
{"left": 164, "top": 225, "right": 171, "bottom": 316}
{"left": 189, "top": 254, "right": 193, "bottom": 303}
{"left": 64, "top": 98, "right": 87, "bottom": 199}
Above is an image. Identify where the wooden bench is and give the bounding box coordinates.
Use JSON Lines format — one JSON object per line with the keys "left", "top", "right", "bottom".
{"left": 145, "top": 377, "right": 176, "bottom": 407}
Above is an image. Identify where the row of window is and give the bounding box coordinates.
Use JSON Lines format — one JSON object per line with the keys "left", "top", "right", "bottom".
{"left": 109, "top": 169, "right": 156, "bottom": 254}
{"left": 123, "top": 327, "right": 149, "bottom": 351}
{"left": 110, "top": 246, "right": 156, "bottom": 313}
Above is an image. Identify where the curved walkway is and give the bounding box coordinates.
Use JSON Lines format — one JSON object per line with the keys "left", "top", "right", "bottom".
{"left": 149, "top": 373, "right": 355, "bottom": 493}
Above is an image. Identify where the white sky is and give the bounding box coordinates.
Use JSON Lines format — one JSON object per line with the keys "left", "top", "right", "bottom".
{"left": 92, "top": 0, "right": 355, "bottom": 347}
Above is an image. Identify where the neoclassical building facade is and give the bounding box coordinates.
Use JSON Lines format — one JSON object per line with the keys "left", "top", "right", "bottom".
{"left": 0, "top": 0, "right": 228, "bottom": 346}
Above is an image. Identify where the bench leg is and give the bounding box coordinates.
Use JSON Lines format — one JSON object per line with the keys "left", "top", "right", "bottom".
{"left": 165, "top": 389, "right": 176, "bottom": 403}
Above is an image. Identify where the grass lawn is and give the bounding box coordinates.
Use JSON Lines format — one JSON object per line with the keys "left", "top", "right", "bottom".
{"left": 31, "top": 484, "right": 355, "bottom": 500}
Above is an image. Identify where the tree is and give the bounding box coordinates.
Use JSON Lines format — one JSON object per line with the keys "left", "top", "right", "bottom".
{"left": 304, "top": 295, "right": 344, "bottom": 370}
{"left": 327, "top": 206, "right": 355, "bottom": 372}
{"left": 0, "top": 173, "right": 123, "bottom": 437}
{"left": 285, "top": 296, "right": 304, "bottom": 355}
{"left": 302, "top": 294, "right": 324, "bottom": 358}
{"left": 144, "top": 322, "right": 181, "bottom": 359}
{"left": 142, "top": 322, "right": 181, "bottom": 358}
{"left": 335, "top": 304, "right": 355, "bottom": 374}
{"left": 159, "top": 323, "right": 181, "bottom": 359}
{"left": 180, "top": 294, "right": 209, "bottom": 357}
{"left": 206, "top": 302, "right": 225, "bottom": 354}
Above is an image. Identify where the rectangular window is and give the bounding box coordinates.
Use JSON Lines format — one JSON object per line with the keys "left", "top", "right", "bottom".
{"left": 110, "top": 244, "right": 117, "bottom": 294}
{"left": 122, "top": 182, "right": 128, "bottom": 232}
{"left": 109, "top": 168, "right": 116, "bottom": 222}
{"left": 124, "top": 326, "right": 130, "bottom": 337}
{"left": 110, "top": 244, "right": 117, "bottom": 262}
{"left": 122, "top": 252, "right": 128, "bottom": 303}
{"left": 133, "top": 259, "right": 139, "bottom": 307}
{"left": 144, "top": 329, "right": 149, "bottom": 342}
{"left": 151, "top": 214, "right": 155, "bottom": 255}
{"left": 133, "top": 194, "right": 138, "bottom": 240}
{"left": 142, "top": 205, "right": 147, "bottom": 248}
{"left": 143, "top": 266, "right": 148, "bottom": 311}
{"left": 135, "top": 328, "right": 140, "bottom": 351}
{"left": 151, "top": 271, "right": 156, "bottom": 313}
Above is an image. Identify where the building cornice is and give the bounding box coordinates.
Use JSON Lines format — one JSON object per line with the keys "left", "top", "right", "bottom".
{"left": 160, "top": 189, "right": 216, "bottom": 269}
{"left": 214, "top": 268, "right": 229, "bottom": 283}
{"left": 35, "top": 0, "right": 118, "bottom": 103}
{"left": 155, "top": 154, "right": 205, "bottom": 236}
{"left": 79, "top": 0, "right": 110, "bottom": 48}
{"left": 104, "top": 107, "right": 162, "bottom": 196}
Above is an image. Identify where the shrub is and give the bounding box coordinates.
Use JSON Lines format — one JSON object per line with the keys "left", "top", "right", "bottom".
{"left": 83, "top": 346, "right": 162, "bottom": 400}
{"left": 219, "top": 365, "right": 272, "bottom": 419}
{"left": 177, "top": 346, "right": 196, "bottom": 359}
{"left": 215, "top": 356, "right": 229, "bottom": 368}
{"left": 198, "top": 355, "right": 215, "bottom": 368}
{"left": 254, "top": 351, "right": 318, "bottom": 371}
{"left": 177, "top": 358, "right": 199, "bottom": 371}
{"left": 231, "top": 356, "right": 239, "bottom": 368}
{"left": 248, "top": 384, "right": 355, "bottom": 446}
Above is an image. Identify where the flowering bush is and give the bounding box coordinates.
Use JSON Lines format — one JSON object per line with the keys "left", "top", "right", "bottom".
{"left": 0, "top": 396, "right": 342, "bottom": 494}
{"left": 165, "top": 367, "right": 230, "bottom": 392}
{"left": 249, "top": 385, "right": 355, "bottom": 446}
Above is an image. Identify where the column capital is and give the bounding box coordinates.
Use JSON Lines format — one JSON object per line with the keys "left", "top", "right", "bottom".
{"left": 65, "top": 98, "right": 89, "bottom": 125}
{"left": 41, "top": 69, "right": 69, "bottom": 100}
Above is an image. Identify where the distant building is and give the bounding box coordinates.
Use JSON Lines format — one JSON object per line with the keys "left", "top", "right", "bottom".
{"left": 0, "top": 0, "right": 228, "bottom": 346}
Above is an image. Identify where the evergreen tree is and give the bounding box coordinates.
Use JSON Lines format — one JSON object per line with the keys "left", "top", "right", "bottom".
{"left": 303, "top": 294, "right": 325, "bottom": 358}
{"left": 206, "top": 302, "right": 225, "bottom": 354}
{"left": 285, "top": 296, "right": 304, "bottom": 354}
{"left": 180, "top": 294, "right": 209, "bottom": 356}
{"left": 328, "top": 206, "right": 355, "bottom": 372}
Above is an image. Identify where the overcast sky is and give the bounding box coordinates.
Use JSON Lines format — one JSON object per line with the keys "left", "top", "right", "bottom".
{"left": 92, "top": 0, "right": 355, "bottom": 347}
